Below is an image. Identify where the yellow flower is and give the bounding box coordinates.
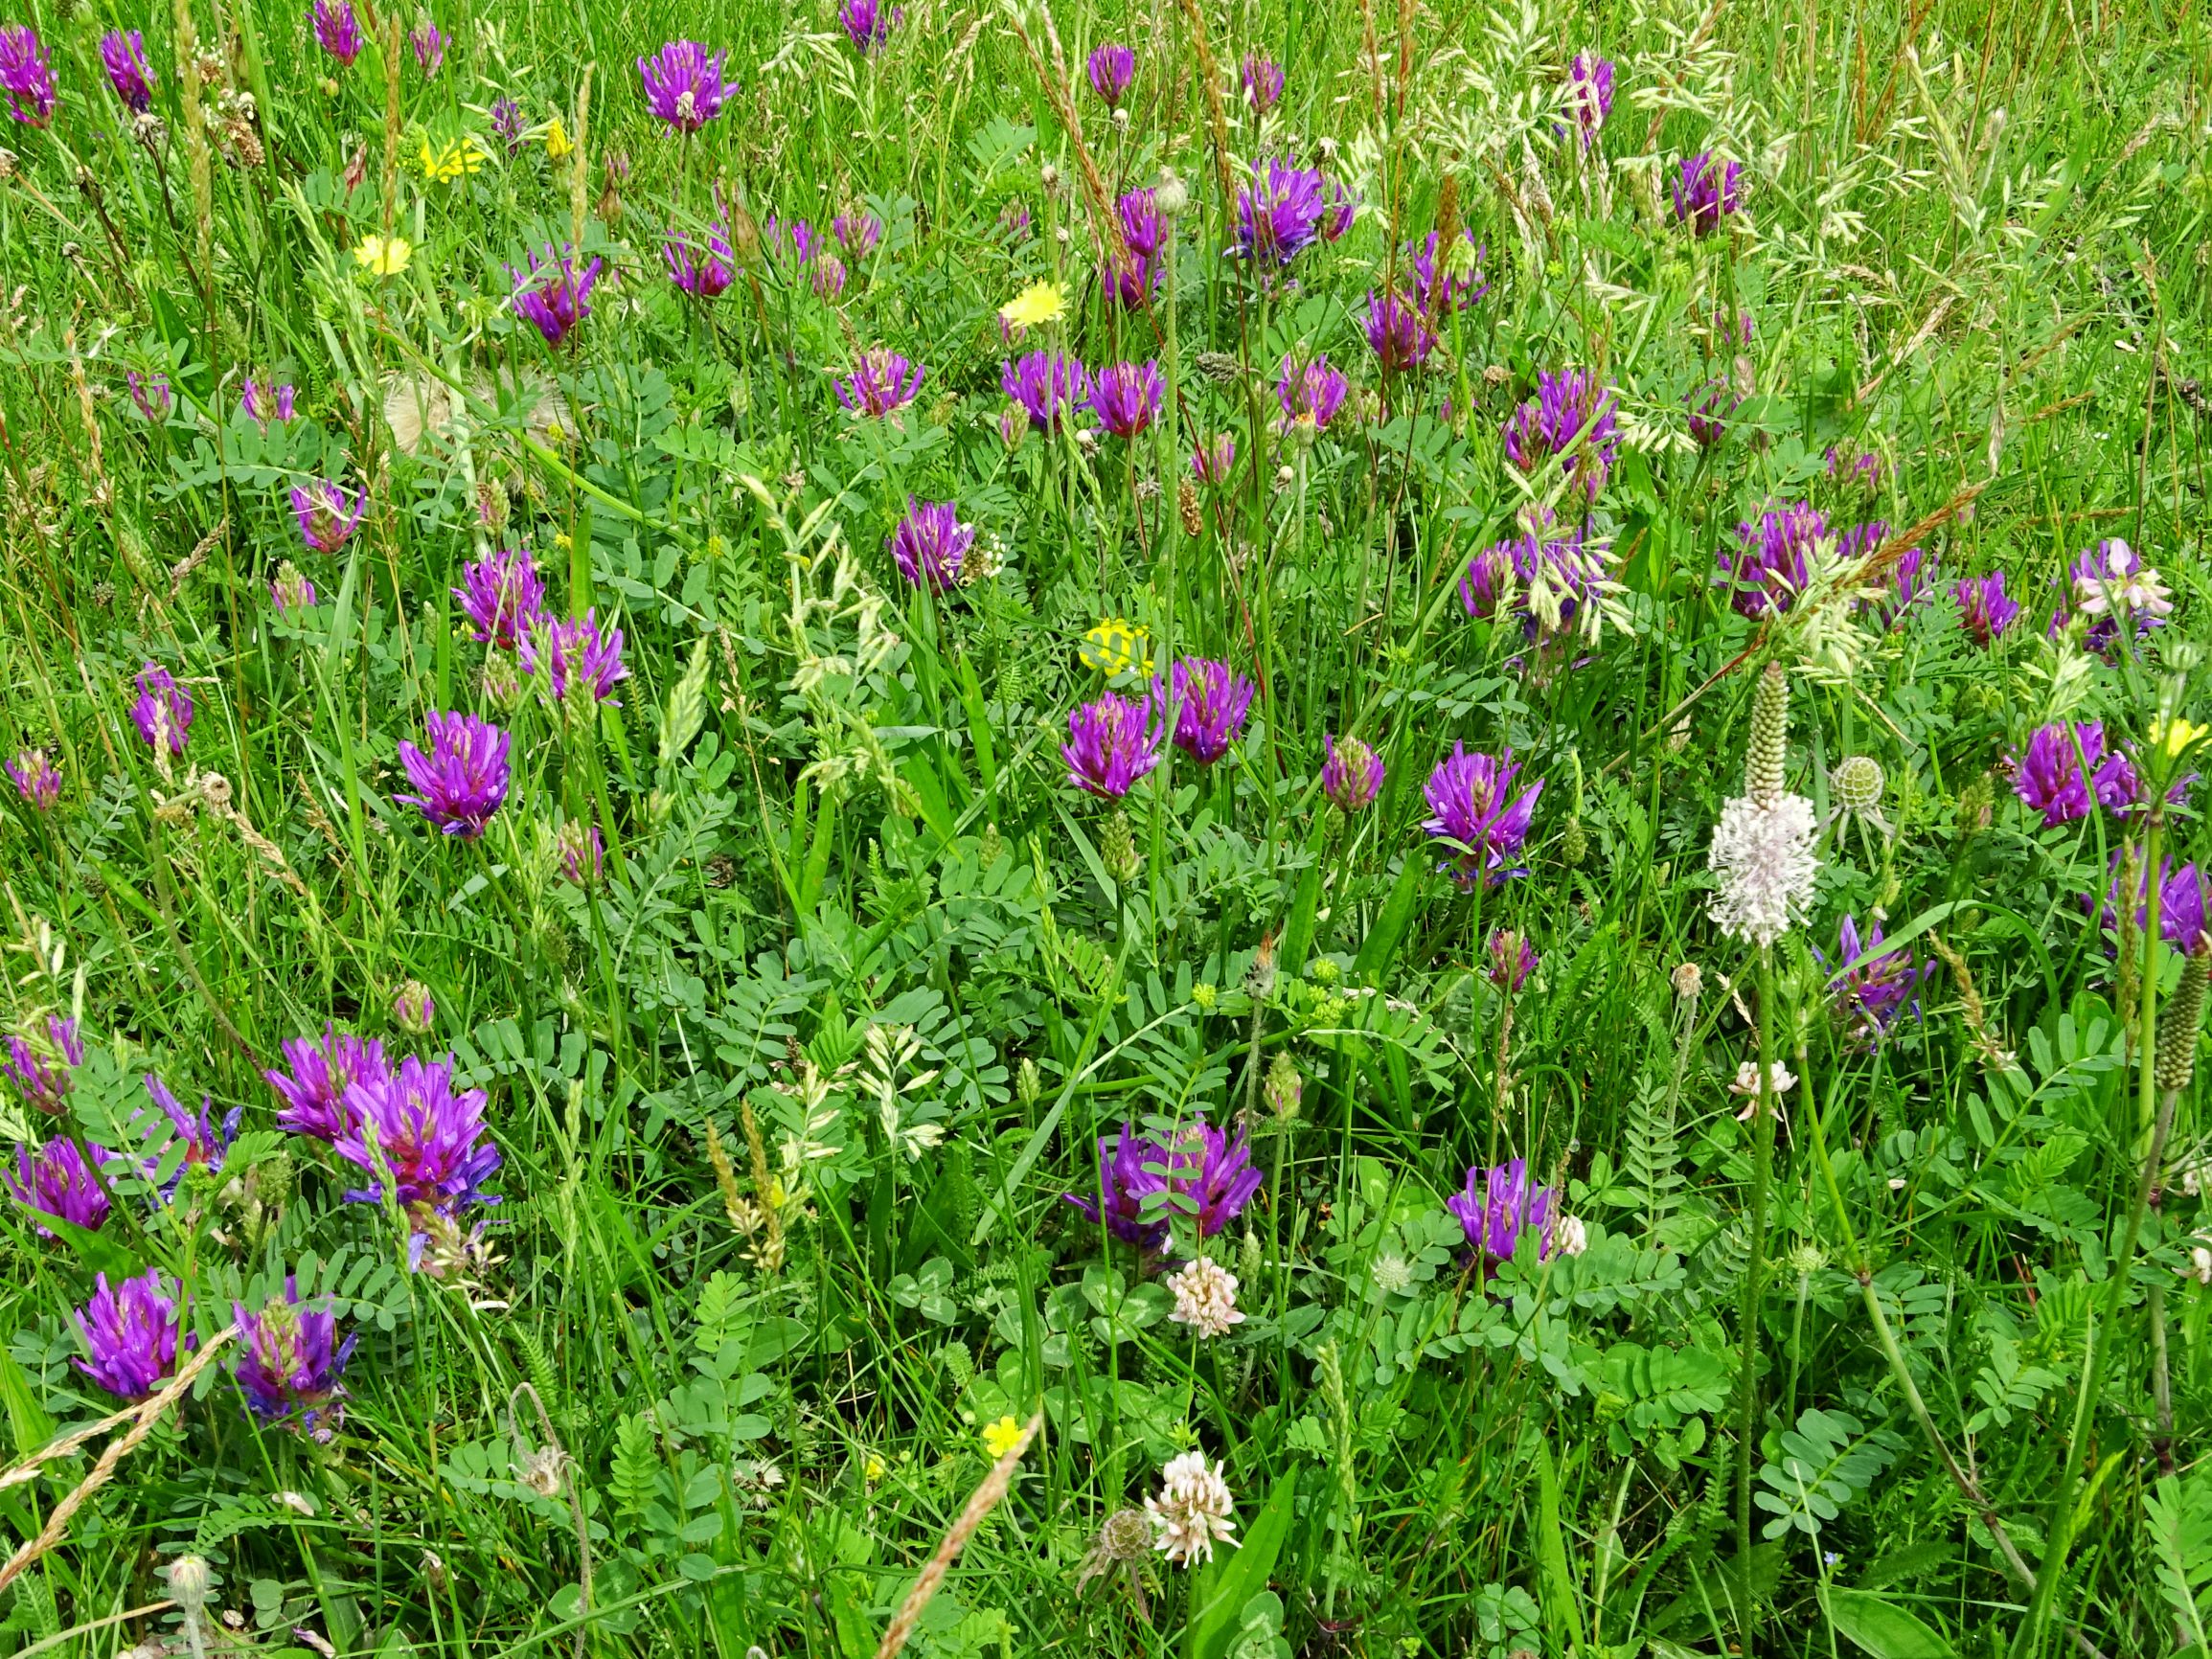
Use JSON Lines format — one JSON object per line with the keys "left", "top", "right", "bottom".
{"left": 999, "top": 281, "right": 1065, "bottom": 329}
{"left": 2153, "top": 716, "right": 2208, "bottom": 760}
{"left": 1080, "top": 617, "right": 1152, "bottom": 677}
{"left": 863, "top": 1452, "right": 888, "bottom": 1484}
{"left": 544, "top": 116, "right": 573, "bottom": 161}
{"left": 417, "top": 135, "right": 487, "bottom": 183}
{"left": 981, "top": 1415, "right": 1024, "bottom": 1460}
{"left": 354, "top": 235, "right": 412, "bottom": 276}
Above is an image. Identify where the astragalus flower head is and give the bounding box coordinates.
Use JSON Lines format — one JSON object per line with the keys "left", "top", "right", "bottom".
{"left": 1672, "top": 151, "right": 1741, "bottom": 235}
{"left": 1173, "top": 1117, "right": 1262, "bottom": 1237}
{"left": 234, "top": 1277, "right": 354, "bottom": 1441}
{"left": 1, "top": 24, "right": 57, "bottom": 124}
{"left": 839, "top": 0, "right": 902, "bottom": 54}
{"left": 1156, "top": 657, "right": 1255, "bottom": 764}
{"left": 1823, "top": 914, "right": 1926, "bottom": 1040}
{"left": 1447, "top": 1157, "right": 1559, "bottom": 1263}
{"left": 664, "top": 221, "right": 735, "bottom": 298}
{"left": 522, "top": 609, "right": 629, "bottom": 706}
{"left": 1088, "top": 360, "right": 1163, "bottom": 438}
{"left": 5, "top": 1015, "right": 82, "bottom": 1115}
{"left": 397, "top": 711, "right": 511, "bottom": 838}
{"left": 888, "top": 498, "right": 973, "bottom": 592}
{"left": 131, "top": 663, "right": 194, "bottom": 756}
{"left": 1707, "top": 664, "right": 1818, "bottom": 946}
{"left": 411, "top": 19, "right": 445, "bottom": 76}
{"left": 1563, "top": 52, "right": 1613, "bottom": 144}
{"left": 8, "top": 747, "right": 59, "bottom": 810}
{"left": 1487, "top": 928, "right": 1538, "bottom": 992}
{"left": 1064, "top": 1121, "right": 1173, "bottom": 1248}
{"left": 1148, "top": 1451, "right": 1237, "bottom": 1567}
{"left": 2064, "top": 537, "right": 2171, "bottom": 655}
{"left": 6, "top": 1136, "right": 113, "bottom": 1234}
{"left": 1321, "top": 733, "right": 1383, "bottom": 812}
{"left": 1003, "top": 351, "right": 1090, "bottom": 431}
{"left": 75, "top": 1270, "right": 187, "bottom": 1398}
{"left": 337, "top": 1053, "right": 501, "bottom": 1260}
{"left": 454, "top": 546, "right": 546, "bottom": 649}
{"left": 509, "top": 246, "right": 604, "bottom": 346}
{"left": 2091, "top": 857, "right": 2210, "bottom": 954}
{"left": 1064, "top": 692, "right": 1164, "bottom": 798}
{"left": 1460, "top": 511, "right": 1612, "bottom": 643}
{"left": 1362, "top": 286, "right": 1436, "bottom": 375}
{"left": 2010, "top": 720, "right": 2138, "bottom": 828}
{"left": 142, "top": 1073, "right": 240, "bottom": 1183}
{"left": 1233, "top": 157, "right": 1326, "bottom": 265}
{"left": 1240, "top": 54, "right": 1283, "bottom": 111}
{"left": 1276, "top": 353, "right": 1348, "bottom": 435}
{"left": 837, "top": 346, "right": 924, "bottom": 417}
{"left": 1952, "top": 572, "right": 2020, "bottom": 648}
{"left": 1410, "top": 229, "right": 1488, "bottom": 316}
{"left": 311, "top": 0, "right": 363, "bottom": 65}
{"left": 1166, "top": 1257, "right": 1243, "bottom": 1339}
{"left": 241, "top": 378, "right": 297, "bottom": 426}
{"left": 1422, "top": 743, "right": 1540, "bottom": 888}
{"left": 1501, "top": 369, "right": 1617, "bottom": 500}
{"left": 101, "top": 30, "right": 156, "bottom": 111}
{"left": 266, "top": 1027, "right": 389, "bottom": 1143}
{"left": 271, "top": 562, "right": 316, "bottom": 614}
{"left": 1720, "top": 502, "right": 1827, "bottom": 619}
{"left": 636, "top": 40, "right": 729, "bottom": 132}
{"left": 290, "top": 479, "right": 366, "bottom": 553}
{"left": 1086, "top": 42, "right": 1134, "bottom": 107}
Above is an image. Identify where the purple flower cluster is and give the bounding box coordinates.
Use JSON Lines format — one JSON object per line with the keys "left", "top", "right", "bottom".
{"left": 1422, "top": 744, "right": 1541, "bottom": 887}
{"left": 522, "top": 610, "right": 629, "bottom": 706}
{"left": 6, "top": 1137, "right": 113, "bottom": 1235}
{"left": 1192, "top": 433, "right": 1238, "bottom": 486}
{"left": 241, "top": 378, "right": 298, "bottom": 426}
{"left": 637, "top": 40, "right": 729, "bottom": 132}
{"left": 8, "top": 747, "right": 59, "bottom": 811}
{"left": 335, "top": 1052, "right": 501, "bottom": 1264}
{"left": 1688, "top": 379, "right": 1737, "bottom": 448}
{"left": 1564, "top": 52, "right": 1613, "bottom": 144}
{"left": 837, "top": 346, "right": 924, "bottom": 417}
{"left": 2057, "top": 538, "right": 2172, "bottom": 657}
{"left": 888, "top": 498, "right": 973, "bottom": 592}
{"left": 131, "top": 663, "right": 194, "bottom": 755}
{"left": 290, "top": 480, "right": 365, "bottom": 553}
{"left": 1063, "top": 1116, "right": 1262, "bottom": 1251}
{"left": 832, "top": 212, "right": 881, "bottom": 259}
{"left": 454, "top": 546, "right": 547, "bottom": 649}
{"left": 1362, "top": 287, "right": 1437, "bottom": 375}
{"left": 665, "top": 221, "right": 735, "bottom": 298}
{"left": 1673, "top": 151, "right": 1741, "bottom": 235}
{"left": 1063, "top": 693, "right": 1163, "bottom": 799}
{"left": 267, "top": 1027, "right": 388, "bottom": 1142}
{"left": 398, "top": 711, "right": 512, "bottom": 838}
{"left": 2091, "top": 858, "right": 2210, "bottom": 955}
{"left": 312, "top": 0, "right": 363, "bottom": 65}
{"left": 1826, "top": 443, "right": 1884, "bottom": 492}
{"left": 1277, "top": 353, "right": 1349, "bottom": 434}
{"left": 1241, "top": 54, "right": 1284, "bottom": 112}
{"left": 101, "top": 30, "right": 156, "bottom": 112}
{"left": 1487, "top": 929, "right": 1538, "bottom": 992}
{"left": 510, "top": 246, "right": 604, "bottom": 347}
{"left": 1719, "top": 502, "right": 1825, "bottom": 619}
{"left": 1104, "top": 188, "right": 1165, "bottom": 309}
{"left": 1158, "top": 657, "right": 1256, "bottom": 765}
{"left": 141, "top": 1072, "right": 240, "bottom": 1184}
{"left": 234, "top": 1277, "right": 354, "bottom": 1441}
{"left": 129, "top": 371, "right": 171, "bottom": 422}
{"left": 1089, "top": 360, "right": 1163, "bottom": 438}
{"left": 1233, "top": 158, "right": 1327, "bottom": 265}
{"left": 1322, "top": 733, "right": 1384, "bottom": 812}
{"left": 2010, "top": 720, "right": 2140, "bottom": 828}
{"left": 1411, "top": 229, "right": 1489, "bottom": 316}
{"left": 1868, "top": 543, "right": 1933, "bottom": 628}
{"left": 1823, "top": 914, "right": 1926, "bottom": 1039}
{"left": 1447, "top": 1158, "right": 1559, "bottom": 1263}
{"left": 1952, "top": 572, "right": 2020, "bottom": 648}
{"left": 1459, "top": 512, "right": 1609, "bottom": 641}
{"left": 1087, "top": 42, "right": 1134, "bottom": 107}
{"left": 1, "top": 23, "right": 56, "bottom": 125}
{"left": 411, "top": 20, "right": 445, "bottom": 76}
{"left": 559, "top": 820, "right": 604, "bottom": 886}
{"left": 839, "top": 0, "right": 902, "bottom": 55}
{"left": 1003, "top": 351, "right": 1089, "bottom": 432}
{"left": 1501, "top": 370, "right": 1619, "bottom": 499}
{"left": 75, "top": 1270, "right": 187, "bottom": 1399}
{"left": 5, "top": 1015, "right": 81, "bottom": 1114}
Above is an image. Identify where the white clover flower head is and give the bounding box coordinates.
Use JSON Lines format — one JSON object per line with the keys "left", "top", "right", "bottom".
{"left": 1555, "top": 1216, "right": 1589, "bottom": 1257}
{"left": 1166, "top": 1257, "right": 1244, "bottom": 1340}
{"left": 1730, "top": 1059, "right": 1797, "bottom": 1120}
{"left": 2191, "top": 1244, "right": 2212, "bottom": 1285}
{"left": 1146, "top": 1449, "right": 1237, "bottom": 1567}
{"left": 1369, "top": 1252, "right": 1415, "bottom": 1296}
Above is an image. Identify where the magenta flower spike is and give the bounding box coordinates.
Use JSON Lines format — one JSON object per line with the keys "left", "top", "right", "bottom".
{"left": 490, "top": 96, "right": 524, "bottom": 151}
{"left": 1233, "top": 157, "right": 1326, "bottom": 264}
{"left": 1103, "top": 187, "right": 1164, "bottom": 309}
{"left": 5, "top": 1015, "right": 82, "bottom": 1114}
{"left": 1319, "top": 177, "right": 1358, "bottom": 241}
{"left": 1240, "top": 54, "right": 1284, "bottom": 112}
{"left": 311, "top": 0, "right": 363, "bottom": 65}
{"left": 1564, "top": 52, "right": 1613, "bottom": 145}
{"left": 335, "top": 1052, "right": 501, "bottom": 1261}
{"left": 1459, "top": 512, "right": 1608, "bottom": 641}
{"left": 140, "top": 1073, "right": 240, "bottom": 1184}
{"left": 888, "top": 498, "right": 973, "bottom": 592}
{"left": 1276, "top": 352, "right": 1348, "bottom": 434}
{"left": 241, "top": 378, "right": 298, "bottom": 426}
{"left": 1063, "top": 1123, "right": 1174, "bottom": 1249}
{"left": 1192, "top": 433, "right": 1237, "bottom": 485}
{"left": 8, "top": 747, "right": 59, "bottom": 811}
{"left": 832, "top": 211, "right": 881, "bottom": 258}
{"left": 266, "top": 1027, "right": 390, "bottom": 1143}
{"left": 1063, "top": 693, "right": 1164, "bottom": 798}
{"left": 1822, "top": 913, "right": 1927, "bottom": 1040}
{"left": 1719, "top": 502, "right": 1826, "bottom": 619}
{"left": 1155, "top": 657, "right": 1255, "bottom": 765}
{"left": 1002, "top": 351, "right": 1090, "bottom": 432}
{"left": 397, "top": 711, "right": 511, "bottom": 838}
{"left": 454, "top": 546, "right": 546, "bottom": 650}
{"left": 75, "top": 1270, "right": 188, "bottom": 1398}
{"left": 1062, "top": 1116, "right": 1261, "bottom": 1249}
{"left": 1087, "top": 42, "right": 1134, "bottom": 107}
{"left": 131, "top": 663, "right": 194, "bottom": 755}
{"left": 1501, "top": 368, "right": 1619, "bottom": 500}
{"left": 1422, "top": 742, "right": 1541, "bottom": 888}
{"left": 522, "top": 610, "right": 628, "bottom": 706}
{"left": 1362, "top": 286, "right": 1437, "bottom": 375}
{"left": 557, "top": 820, "right": 604, "bottom": 886}
{"left": 637, "top": 39, "right": 729, "bottom": 131}
{"left": 836, "top": 346, "right": 924, "bottom": 417}
{"left": 509, "top": 246, "right": 604, "bottom": 347}
{"left": 1087, "top": 360, "right": 1163, "bottom": 439}
{"left": 290, "top": 480, "right": 366, "bottom": 554}
{"left": 411, "top": 19, "right": 445, "bottom": 76}
{"left": 1487, "top": 928, "right": 1539, "bottom": 992}
{"left": 1953, "top": 572, "right": 2020, "bottom": 648}
{"left": 2010, "top": 720, "right": 2139, "bottom": 828}
{"left": 101, "top": 30, "right": 156, "bottom": 112}
{"left": 1447, "top": 1158, "right": 1559, "bottom": 1263}
{"left": 839, "top": 0, "right": 902, "bottom": 55}
{"left": 1174, "top": 1117, "right": 1262, "bottom": 1237}
{"left": 0, "top": 24, "right": 56, "bottom": 125}
{"left": 6, "top": 1136, "right": 114, "bottom": 1235}
{"left": 665, "top": 221, "right": 735, "bottom": 298}
{"left": 1321, "top": 734, "right": 1383, "bottom": 812}
{"left": 2091, "top": 856, "right": 2211, "bottom": 955}
{"left": 1410, "top": 229, "right": 1488, "bottom": 316}
{"left": 128, "top": 371, "right": 172, "bottom": 422}
{"left": 811, "top": 253, "right": 849, "bottom": 298}
{"left": 1672, "top": 150, "right": 1741, "bottom": 235}
{"left": 234, "top": 1276, "right": 355, "bottom": 1441}
{"left": 1688, "top": 380, "right": 1736, "bottom": 448}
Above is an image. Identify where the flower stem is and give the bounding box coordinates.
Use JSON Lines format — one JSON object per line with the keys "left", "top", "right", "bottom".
{"left": 1734, "top": 942, "right": 1779, "bottom": 1645}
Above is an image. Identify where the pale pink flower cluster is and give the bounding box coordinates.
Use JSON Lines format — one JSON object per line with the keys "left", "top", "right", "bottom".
{"left": 1146, "top": 1450, "right": 1237, "bottom": 1567}
{"left": 1166, "top": 1257, "right": 1244, "bottom": 1339}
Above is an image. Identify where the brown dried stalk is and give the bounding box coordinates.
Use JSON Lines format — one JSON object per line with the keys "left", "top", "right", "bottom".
{"left": 1004, "top": 7, "right": 1127, "bottom": 272}
{"left": 874, "top": 1412, "right": 1043, "bottom": 1659}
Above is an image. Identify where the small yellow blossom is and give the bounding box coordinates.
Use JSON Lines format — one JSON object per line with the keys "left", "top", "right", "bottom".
{"left": 354, "top": 235, "right": 412, "bottom": 276}
{"left": 544, "top": 116, "right": 573, "bottom": 160}
{"left": 999, "top": 281, "right": 1065, "bottom": 329}
{"left": 2152, "top": 716, "right": 2208, "bottom": 761}
{"left": 1081, "top": 617, "right": 1152, "bottom": 677}
{"left": 863, "top": 1452, "right": 888, "bottom": 1484}
{"left": 981, "top": 1415, "right": 1024, "bottom": 1460}
{"left": 417, "top": 135, "right": 487, "bottom": 183}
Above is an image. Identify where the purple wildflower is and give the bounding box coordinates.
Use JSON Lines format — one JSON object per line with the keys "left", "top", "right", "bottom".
{"left": 521, "top": 610, "right": 628, "bottom": 706}
{"left": 1002, "top": 351, "right": 1091, "bottom": 432}
{"left": 130, "top": 663, "right": 194, "bottom": 755}
{"left": 1422, "top": 743, "right": 1541, "bottom": 887}
{"left": 394, "top": 981, "right": 436, "bottom": 1034}
{"left": 1088, "top": 360, "right": 1163, "bottom": 438}
{"left": 1953, "top": 572, "right": 2020, "bottom": 648}
{"left": 1870, "top": 544, "right": 1933, "bottom": 628}
{"left": 1487, "top": 929, "right": 1538, "bottom": 992}
{"left": 0, "top": 24, "right": 56, "bottom": 125}
{"left": 1672, "top": 151, "right": 1742, "bottom": 235}
{"left": 411, "top": 19, "right": 445, "bottom": 75}
{"left": 1104, "top": 188, "right": 1163, "bottom": 308}
{"left": 1240, "top": 54, "right": 1283, "bottom": 112}
{"left": 766, "top": 214, "right": 818, "bottom": 265}
{"left": 1233, "top": 157, "right": 1326, "bottom": 265}
{"left": 1826, "top": 443, "right": 1884, "bottom": 492}
{"left": 101, "top": 30, "right": 156, "bottom": 112}
{"left": 490, "top": 97, "right": 524, "bottom": 152}
{"left": 1459, "top": 513, "right": 1611, "bottom": 642}
{"left": 1193, "top": 433, "right": 1237, "bottom": 485}
{"left": 558, "top": 820, "right": 604, "bottom": 886}
{"left": 1322, "top": 734, "right": 1384, "bottom": 812}
{"left": 1564, "top": 52, "right": 1613, "bottom": 144}
{"left": 75, "top": 1270, "right": 187, "bottom": 1399}
{"left": 241, "top": 378, "right": 297, "bottom": 426}
{"left": 1362, "top": 287, "right": 1436, "bottom": 375}
{"left": 128, "top": 371, "right": 171, "bottom": 422}
{"left": 1155, "top": 657, "right": 1255, "bottom": 765}
{"left": 2091, "top": 857, "right": 2211, "bottom": 955}
{"left": 1319, "top": 178, "right": 1357, "bottom": 240}
{"left": 5, "top": 1015, "right": 81, "bottom": 1114}
{"left": 397, "top": 711, "right": 512, "bottom": 838}
{"left": 509, "top": 246, "right": 604, "bottom": 347}
{"left": 1719, "top": 502, "right": 1825, "bottom": 619}
{"left": 811, "top": 253, "right": 849, "bottom": 298}
{"left": 888, "top": 498, "right": 973, "bottom": 592}
{"left": 664, "top": 221, "right": 735, "bottom": 298}
{"left": 1502, "top": 369, "right": 1619, "bottom": 499}
{"left": 2010, "top": 720, "right": 2137, "bottom": 828}
{"left": 1823, "top": 914, "right": 1926, "bottom": 1039}
{"left": 336, "top": 1052, "right": 501, "bottom": 1261}
{"left": 637, "top": 41, "right": 730, "bottom": 132}
{"left": 2062, "top": 537, "right": 2172, "bottom": 656}
{"left": 837, "top": 346, "right": 924, "bottom": 417}
{"left": 1447, "top": 1158, "right": 1559, "bottom": 1263}
{"left": 1277, "top": 352, "right": 1348, "bottom": 434}
{"left": 290, "top": 479, "right": 365, "bottom": 553}
{"left": 140, "top": 1073, "right": 240, "bottom": 1183}
{"left": 1174, "top": 1118, "right": 1262, "bottom": 1237}
{"left": 1087, "top": 43, "right": 1134, "bottom": 107}
{"left": 833, "top": 211, "right": 882, "bottom": 258}
{"left": 1063, "top": 1123, "right": 1174, "bottom": 1249}
{"left": 996, "top": 200, "right": 1033, "bottom": 242}
{"left": 6, "top": 1137, "right": 113, "bottom": 1235}
{"left": 311, "top": 0, "right": 363, "bottom": 65}
{"left": 8, "top": 747, "right": 59, "bottom": 811}
{"left": 1063, "top": 693, "right": 1164, "bottom": 798}
{"left": 1688, "top": 380, "right": 1736, "bottom": 447}
{"left": 1411, "top": 229, "right": 1488, "bottom": 316}
{"left": 839, "top": 0, "right": 902, "bottom": 55}
{"left": 454, "top": 546, "right": 546, "bottom": 650}
{"left": 233, "top": 1277, "right": 354, "bottom": 1441}
{"left": 266, "top": 1028, "right": 389, "bottom": 1143}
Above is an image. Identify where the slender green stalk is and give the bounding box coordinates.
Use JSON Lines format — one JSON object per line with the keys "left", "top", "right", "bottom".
{"left": 1734, "top": 943, "right": 1780, "bottom": 1646}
